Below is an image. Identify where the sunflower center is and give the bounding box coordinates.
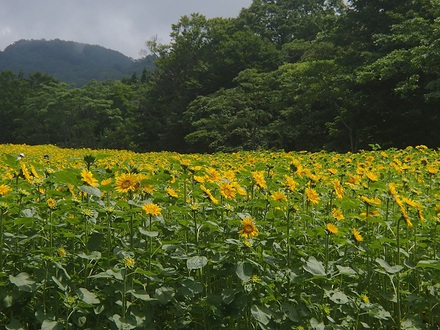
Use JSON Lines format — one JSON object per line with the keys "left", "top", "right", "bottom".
{"left": 244, "top": 224, "right": 254, "bottom": 233}
{"left": 121, "top": 180, "right": 132, "bottom": 189}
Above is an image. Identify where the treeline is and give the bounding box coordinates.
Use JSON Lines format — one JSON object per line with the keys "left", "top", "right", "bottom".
{"left": 1, "top": 0, "right": 439, "bottom": 152}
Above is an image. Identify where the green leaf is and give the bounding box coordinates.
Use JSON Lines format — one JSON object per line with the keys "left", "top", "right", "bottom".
{"left": 9, "top": 272, "right": 36, "bottom": 292}
{"left": 336, "top": 265, "right": 357, "bottom": 276}
{"left": 77, "top": 288, "right": 100, "bottom": 305}
{"left": 251, "top": 304, "right": 271, "bottom": 326}
{"left": 51, "top": 169, "right": 79, "bottom": 185}
{"left": 77, "top": 251, "right": 101, "bottom": 260}
{"left": 130, "top": 289, "right": 154, "bottom": 301}
{"left": 221, "top": 288, "right": 238, "bottom": 305}
{"left": 181, "top": 278, "right": 204, "bottom": 297}
{"left": 376, "top": 258, "right": 403, "bottom": 274}
{"left": 416, "top": 260, "right": 440, "bottom": 270}
{"left": 155, "top": 286, "right": 175, "bottom": 304}
{"left": 303, "top": 256, "right": 326, "bottom": 276}
{"left": 138, "top": 228, "right": 159, "bottom": 237}
{"left": 111, "top": 314, "right": 137, "bottom": 330}
{"left": 235, "top": 261, "right": 252, "bottom": 282}
{"left": 5, "top": 319, "right": 23, "bottom": 330}
{"left": 41, "top": 319, "right": 63, "bottom": 330}
{"left": 328, "top": 290, "right": 349, "bottom": 305}
{"left": 187, "top": 256, "right": 208, "bottom": 270}
{"left": 79, "top": 185, "right": 102, "bottom": 198}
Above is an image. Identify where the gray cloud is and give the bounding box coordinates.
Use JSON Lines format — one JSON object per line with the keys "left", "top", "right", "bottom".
{"left": 0, "top": 0, "right": 253, "bottom": 58}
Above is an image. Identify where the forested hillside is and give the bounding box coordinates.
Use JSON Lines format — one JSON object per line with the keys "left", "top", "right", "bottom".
{"left": 1, "top": 0, "right": 439, "bottom": 152}
{"left": 0, "top": 39, "right": 155, "bottom": 86}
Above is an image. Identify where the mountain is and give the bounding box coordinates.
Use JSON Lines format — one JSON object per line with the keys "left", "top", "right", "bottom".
{"left": 0, "top": 39, "right": 156, "bottom": 86}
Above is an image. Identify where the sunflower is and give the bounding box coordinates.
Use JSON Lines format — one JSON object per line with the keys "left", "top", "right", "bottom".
{"left": 220, "top": 182, "right": 236, "bottom": 199}
{"left": 115, "top": 173, "right": 139, "bottom": 193}
{"left": 252, "top": 171, "right": 267, "bottom": 189}
{"left": 365, "top": 171, "right": 378, "bottom": 182}
{"left": 333, "top": 179, "right": 344, "bottom": 199}
{"left": 283, "top": 175, "right": 297, "bottom": 192}
{"left": 238, "top": 217, "right": 258, "bottom": 238}
{"left": 166, "top": 187, "right": 178, "bottom": 198}
{"left": 352, "top": 228, "right": 363, "bottom": 242}
{"left": 200, "top": 185, "right": 219, "bottom": 204}
{"left": 81, "top": 169, "right": 99, "bottom": 187}
{"left": 46, "top": 198, "right": 57, "bottom": 209}
{"left": 142, "top": 202, "right": 162, "bottom": 216}
{"left": 0, "top": 184, "right": 11, "bottom": 196}
{"left": 271, "top": 190, "right": 287, "bottom": 202}
{"left": 361, "top": 196, "right": 381, "bottom": 207}
{"left": 58, "top": 247, "right": 67, "bottom": 258}
{"left": 326, "top": 223, "right": 338, "bottom": 234}
{"left": 332, "top": 208, "right": 344, "bottom": 221}
{"left": 305, "top": 187, "right": 319, "bottom": 205}
{"left": 123, "top": 256, "right": 135, "bottom": 268}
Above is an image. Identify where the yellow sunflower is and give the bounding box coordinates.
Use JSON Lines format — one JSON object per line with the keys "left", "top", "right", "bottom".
{"left": 0, "top": 184, "right": 11, "bottom": 196}
{"left": 166, "top": 187, "right": 178, "bottom": 198}
{"left": 81, "top": 169, "right": 99, "bottom": 187}
{"left": 46, "top": 198, "right": 57, "bottom": 209}
{"left": 352, "top": 228, "right": 363, "bottom": 242}
{"left": 220, "top": 182, "right": 236, "bottom": 199}
{"left": 115, "top": 173, "right": 139, "bottom": 193}
{"left": 142, "top": 202, "right": 162, "bottom": 216}
{"left": 305, "top": 187, "right": 319, "bottom": 205}
{"left": 238, "top": 217, "right": 259, "bottom": 238}
{"left": 333, "top": 179, "right": 344, "bottom": 199}
{"left": 326, "top": 223, "right": 338, "bottom": 235}
{"left": 271, "top": 190, "right": 287, "bottom": 202}
{"left": 332, "top": 208, "right": 344, "bottom": 221}
{"left": 252, "top": 171, "right": 267, "bottom": 189}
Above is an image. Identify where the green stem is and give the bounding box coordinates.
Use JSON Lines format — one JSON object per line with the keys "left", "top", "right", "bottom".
{"left": 325, "top": 232, "right": 329, "bottom": 274}
{"left": 49, "top": 209, "right": 53, "bottom": 252}
{"left": 396, "top": 216, "right": 403, "bottom": 330}
{"left": 193, "top": 210, "right": 198, "bottom": 245}
{"left": 149, "top": 214, "right": 153, "bottom": 271}
{"left": 0, "top": 210, "right": 3, "bottom": 271}
{"left": 107, "top": 214, "right": 112, "bottom": 264}
{"left": 122, "top": 269, "right": 127, "bottom": 320}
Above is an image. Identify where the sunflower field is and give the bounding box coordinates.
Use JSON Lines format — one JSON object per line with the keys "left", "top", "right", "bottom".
{"left": 0, "top": 144, "right": 439, "bottom": 329}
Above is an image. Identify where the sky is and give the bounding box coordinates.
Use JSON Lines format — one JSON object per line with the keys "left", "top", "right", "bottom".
{"left": 0, "top": 0, "right": 253, "bottom": 59}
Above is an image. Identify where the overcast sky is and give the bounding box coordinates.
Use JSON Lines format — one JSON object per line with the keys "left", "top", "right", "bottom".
{"left": 0, "top": 0, "right": 253, "bottom": 59}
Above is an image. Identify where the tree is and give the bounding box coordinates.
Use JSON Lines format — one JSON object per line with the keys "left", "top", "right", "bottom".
{"left": 184, "top": 69, "right": 282, "bottom": 152}
{"left": 237, "top": 0, "right": 346, "bottom": 47}
{"left": 0, "top": 71, "right": 27, "bottom": 143}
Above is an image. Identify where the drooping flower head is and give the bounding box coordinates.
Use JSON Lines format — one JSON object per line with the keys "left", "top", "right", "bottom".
{"left": 332, "top": 208, "right": 344, "bottom": 221}
{"left": 326, "top": 223, "right": 338, "bottom": 234}
{"left": 333, "top": 179, "right": 344, "bottom": 199}
{"left": 271, "top": 190, "right": 287, "bottom": 202}
{"left": 352, "top": 228, "right": 363, "bottom": 242}
{"left": 200, "top": 184, "right": 219, "bottom": 204}
{"left": 81, "top": 169, "right": 99, "bottom": 187}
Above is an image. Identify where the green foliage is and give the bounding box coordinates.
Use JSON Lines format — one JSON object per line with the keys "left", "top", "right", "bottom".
{"left": 1, "top": 0, "right": 440, "bottom": 152}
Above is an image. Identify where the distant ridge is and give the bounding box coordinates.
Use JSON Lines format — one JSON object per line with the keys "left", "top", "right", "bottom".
{"left": 0, "top": 39, "right": 155, "bottom": 86}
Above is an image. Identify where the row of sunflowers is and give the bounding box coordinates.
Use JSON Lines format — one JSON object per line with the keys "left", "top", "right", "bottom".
{"left": 0, "top": 144, "right": 439, "bottom": 329}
